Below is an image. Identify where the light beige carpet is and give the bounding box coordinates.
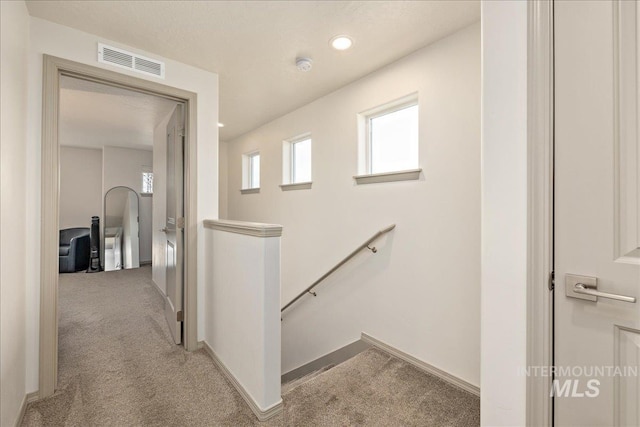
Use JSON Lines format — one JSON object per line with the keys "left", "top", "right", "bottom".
{"left": 23, "top": 267, "right": 479, "bottom": 426}
{"left": 273, "top": 347, "right": 479, "bottom": 427}
{"left": 23, "top": 267, "right": 258, "bottom": 426}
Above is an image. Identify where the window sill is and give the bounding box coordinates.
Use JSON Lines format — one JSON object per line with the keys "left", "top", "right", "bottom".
{"left": 354, "top": 168, "right": 422, "bottom": 185}
{"left": 240, "top": 188, "right": 260, "bottom": 195}
{"left": 279, "top": 181, "right": 312, "bottom": 191}
{"left": 140, "top": 193, "right": 153, "bottom": 197}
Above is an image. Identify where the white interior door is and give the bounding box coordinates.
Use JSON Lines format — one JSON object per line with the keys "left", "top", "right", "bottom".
{"left": 555, "top": 1, "right": 640, "bottom": 425}
{"left": 164, "top": 105, "right": 184, "bottom": 344}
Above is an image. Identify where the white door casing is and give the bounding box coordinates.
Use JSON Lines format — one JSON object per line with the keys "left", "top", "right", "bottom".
{"left": 555, "top": 1, "right": 640, "bottom": 425}
{"left": 164, "top": 105, "right": 184, "bottom": 344}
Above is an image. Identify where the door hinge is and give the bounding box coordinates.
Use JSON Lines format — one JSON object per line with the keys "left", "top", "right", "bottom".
{"left": 179, "top": 128, "right": 185, "bottom": 138}
{"left": 548, "top": 271, "right": 555, "bottom": 290}
{"left": 176, "top": 217, "right": 185, "bottom": 229}
{"left": 177, "top": 310, "right": 183, "bottom": 322}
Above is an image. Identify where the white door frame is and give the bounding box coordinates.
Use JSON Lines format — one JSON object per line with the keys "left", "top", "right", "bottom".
{"left": 39, "top": 55, "right": 199, "bottom": 398}
{"left": 527, "top": 1, "right": 554, "bottom": 425}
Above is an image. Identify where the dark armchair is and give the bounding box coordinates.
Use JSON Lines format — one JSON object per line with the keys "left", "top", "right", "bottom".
{"left": 59, "top": 228, "right": 90, "bottom": 273}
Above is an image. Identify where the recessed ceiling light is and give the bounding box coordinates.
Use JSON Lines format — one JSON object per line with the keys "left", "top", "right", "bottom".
{"left": 218, "top": 122, "right": 224, "bottom": 128}
{"left": 330, "top": 35, "right": 353, "bottom": 51}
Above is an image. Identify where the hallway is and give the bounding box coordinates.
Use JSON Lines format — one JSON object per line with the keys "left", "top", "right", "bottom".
{"left": 23, "top": 267, "right": 258, "bottom": 426}
{"left": 22, "top": 267, "right": 479, "bottom": 426}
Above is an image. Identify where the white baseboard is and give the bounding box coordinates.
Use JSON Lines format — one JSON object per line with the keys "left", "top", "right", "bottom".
{"left": 15, "top": 391, "right": 39, "bottom": 427}
{"left": 200, "top": 341, "right": 283, "bottom": 421}
{"left": 150, "top": 279, "right": 165, "bottom": 298}
{"left": 27, "top": 391, "right": 40, "bottom": 403}
{"left": 361, "top": 332, "right": 480, "bottom": 397}
{"left": 14, "top": 394, "right": 27, "bottom": 427}
{"left": 281, "top": 339, "right": 370, "bottom": 384}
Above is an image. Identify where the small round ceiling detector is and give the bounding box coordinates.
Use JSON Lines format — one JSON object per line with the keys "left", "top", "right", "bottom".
{"left": 296, "top": 57, "right": 313, "bottom": 72}
{"left": 330, "top": 35, "right": 353, "bottom": 51}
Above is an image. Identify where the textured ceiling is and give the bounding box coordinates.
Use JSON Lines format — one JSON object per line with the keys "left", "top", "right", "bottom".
{"left": 27, "top": 1, "right": 480, "bottom": 141}
{"left": 60, "top": 76, "right": 178, "bottom": 150}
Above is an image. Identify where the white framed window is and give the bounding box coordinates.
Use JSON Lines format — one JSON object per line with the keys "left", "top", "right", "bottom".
{"left": 356, "top": 93, "right": 421, "bottom": 184}
{"left": 242, "top": 151, "right": 260, "bottom": 192}
{"left": 141, "top": 171, "right": 153, "bottom": 195}
{"left": 281, "top": 134, "right": 312, "bottom": 190}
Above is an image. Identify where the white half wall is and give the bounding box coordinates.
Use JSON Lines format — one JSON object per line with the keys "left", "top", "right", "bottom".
{"left": 25, "top": 17, "right": 218, "bottom": 393}
{"left": 204, "top": 222, "right": 282, "bottom": 416}
{"left": 59, "top": 146, "right": 102, "bottom": 230}
{"left": 1, "top": 1, "right": 30, "bottom": 425}
{"left": 224, "top": 23, "right": 480, "bottom": 387}
{"left": 481, "top": 1, "right": 529, "bottom": 425}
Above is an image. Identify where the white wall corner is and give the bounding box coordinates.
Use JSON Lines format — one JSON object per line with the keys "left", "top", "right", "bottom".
{"left": 481, "top": 0, "right": 525, "bottom": 424}
{"left": 1, "top": 1, "right": 30, "bottom": 425}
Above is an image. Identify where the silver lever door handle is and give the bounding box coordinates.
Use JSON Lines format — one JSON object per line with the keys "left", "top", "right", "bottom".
{"left": 161, "top": 227, "right": 168, "bottom": 233}
{"left": 574, "top": 283, "right": 636, "bottom": 303}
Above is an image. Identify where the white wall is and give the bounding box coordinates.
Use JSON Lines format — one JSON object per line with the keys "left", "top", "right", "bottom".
{"left": 219, "top": 141, "right": 229, "bottom": 219}
{"left": 481, "top": 1, "right": 528, "bottom": 425}
{"left": 1, "top": 1, "right": 29, "bottom": 425}
{"left": 152, "top": 110, "right": 172, "bottom": 294}
{"left": 59, "top": 146, "right": 102, "bottom": 229}
{"left": 225, "top": 23, "right": 480, "bottom": 386}
{"left": 25, "top": 17, "right": 219, "bottom": 393}
{"left": 103, "top": 146, "right": 152, "bottom": 263}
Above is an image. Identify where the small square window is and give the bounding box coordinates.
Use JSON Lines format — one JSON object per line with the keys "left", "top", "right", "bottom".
{"left": 359, "top": 94, "right": 419, "bottom": 176}
{"left": 250, "top": 153, "right": 260, "bottom": 188}
{"left": 282, "top": 134, "right": 312, "bottom": 188}
{"left": 291, "top": 138, "right": 312, "bottom": 183}
{"left": 243, "top": 151, "right": 260, "bottom": 191}
{"left": 141, "top": 172, "right": 153, "bottom": 194}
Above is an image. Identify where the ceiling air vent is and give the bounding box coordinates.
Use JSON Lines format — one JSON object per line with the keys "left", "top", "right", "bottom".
{"left": 98, "top": 43, "right": 165, "bottom": 79}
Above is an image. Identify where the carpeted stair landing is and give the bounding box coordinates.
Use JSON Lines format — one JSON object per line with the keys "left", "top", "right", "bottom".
{"left": 22, "top": 267, "right": 479, "bottom": 426}
{"left": 272, "top": 348, "right": 479, "bottom": 427}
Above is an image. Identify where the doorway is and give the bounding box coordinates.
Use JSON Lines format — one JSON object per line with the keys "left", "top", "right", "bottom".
{"left": 39, "top": 55, "right": 198, "bottom": 399}
{"left": 57, "top": 72, "right": 186, "bottom": 339}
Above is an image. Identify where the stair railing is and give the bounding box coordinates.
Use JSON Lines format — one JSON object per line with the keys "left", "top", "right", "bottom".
{"left": 281, "top": 224, "right": 396, "bottom": 314}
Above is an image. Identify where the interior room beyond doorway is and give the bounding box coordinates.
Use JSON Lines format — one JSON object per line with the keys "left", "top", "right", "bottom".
{"left": 58, "top": 75, "right": 179, "bottom": 276}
